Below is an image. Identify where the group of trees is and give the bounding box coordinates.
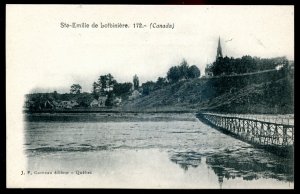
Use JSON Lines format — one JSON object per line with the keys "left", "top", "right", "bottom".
{"left": 65, "top": 74, "right": 135, "bottom": 107}
{"left": 92, "top": 73, "right": 117, "bottom": 98}
{"left": 66, "top": 73, "right": 139, "bottom": 107}
{"left": 67, "top": 59, "right": 200, "bottom": 102}
{"left": 68, "top": 59, "right": 200, "bottom": 99}
{"left": 207, "top": 56, "right": 289, "bottom": 76}
{"left": 140, "top": 59, "right": 200, "bottom": 95}
{"left": 141, "top": 77, "right": 168, "bottom": 95}
{"left": 166, "top": 59, "right": 201, "bottom": 83}
{"left": 91, "top": 73, "right": 133, "bottom": 105}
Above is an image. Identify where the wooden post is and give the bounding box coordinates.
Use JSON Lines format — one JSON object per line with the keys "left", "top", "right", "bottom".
{"left": 282, "top": 126, "right": 287, "bottom": 146}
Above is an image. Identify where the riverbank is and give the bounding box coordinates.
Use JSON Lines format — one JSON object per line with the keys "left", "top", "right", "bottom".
{"left": 24, "top": 112, "right": 198, "bottom": 122}
{"left": 23, "top": 106, "right": 198, "bottom": 114}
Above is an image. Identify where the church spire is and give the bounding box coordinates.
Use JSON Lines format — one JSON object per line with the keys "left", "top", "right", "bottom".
{"left": 216, "top": 36, "right": 223, "bottom": 59}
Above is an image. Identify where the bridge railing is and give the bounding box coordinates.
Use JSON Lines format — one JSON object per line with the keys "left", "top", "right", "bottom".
{"left": 199, "top": 113, "right": 294, "bottom": 147}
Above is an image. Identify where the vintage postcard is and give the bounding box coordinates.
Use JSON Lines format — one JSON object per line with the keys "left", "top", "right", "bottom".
{"left": 6, "top": 5, "right": 294, "bottom": 188}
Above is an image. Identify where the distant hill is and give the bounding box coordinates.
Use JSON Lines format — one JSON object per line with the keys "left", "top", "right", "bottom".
{"left": 122, "top": 68, "right": 294, "bottom": 114}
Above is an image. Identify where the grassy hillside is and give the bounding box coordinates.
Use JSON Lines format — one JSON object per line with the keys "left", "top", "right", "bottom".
{"left": 122, "top": 69, "right": 294, "bottom": 114}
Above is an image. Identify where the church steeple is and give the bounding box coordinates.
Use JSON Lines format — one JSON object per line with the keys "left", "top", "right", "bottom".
{"left": 216, "top": 37, "right": 223, "bottom": 59}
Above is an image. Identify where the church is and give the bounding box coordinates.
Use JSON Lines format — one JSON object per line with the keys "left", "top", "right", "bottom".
{"left": 205, "top": 37, "right": 224, "bottom": 77}
{"left": 216, "top": 37, "right": 223, "bottom": 59}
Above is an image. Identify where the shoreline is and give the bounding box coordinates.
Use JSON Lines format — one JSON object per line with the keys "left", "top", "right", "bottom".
{"left": 23, "top": 108, "right": 294, "bottom": 115}
{"left": 23, "top": 108, "right": 198, "bottom": 114}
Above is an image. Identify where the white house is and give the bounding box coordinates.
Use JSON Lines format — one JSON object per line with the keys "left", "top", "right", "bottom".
{"left": 113, "top": 97, "right": 122, "bottom": 106}
{"left": 90, "top": 99, "right": 99, "bottom": 107}
{"left": 205, "top": 64, "right": 213, "bottom": 77}
{"left": 128, "top": 90, "right": 141, "bottom": 100}
{"left": 98, "top": 96, "right": 107, "bottom": 107}
{"left": 90, "top": 96, "right": 107, "bottom": 107}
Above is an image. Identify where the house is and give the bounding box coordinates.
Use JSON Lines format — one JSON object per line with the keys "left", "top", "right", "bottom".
{"left": 60, "top": 100, "right": 79, "bottom": 109}
{"left": 113, "top": 97, "right": 122, "bottom": 106}
{"left": 61, "top": 101, "right": 72, "bottom": 109}
{"left": 90, "top": 99, "right": 99, "bottom": 107}
{"left": 52, "top": 101, "right": 63, "bottom": 109}
{"left": 24, "top": 100, "right": 34, "bottom": 109}
{"left": 128, "top": 90, "right": 141, "bottom": 100}
{"left": 44, "top": 100, "right": 54, "bottom": 109}
{"left": 276, "top": 64, "right": 284, "bottom": 70}
{"left": 205, "top": 64, "right": 213, "bottom": 77}
{"left": 90, "top": 96, "right": 107, "bottom": 107}
{"left": 70, "top": 100, "right": 79, "bottom": 107}
{"left": 98, "top": 96, "right": 107, "bottom": 107}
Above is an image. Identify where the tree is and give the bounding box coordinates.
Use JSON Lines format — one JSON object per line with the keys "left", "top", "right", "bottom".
{"left": 105, "top": 91, "right": 114, "bottom": 106}
{"left": 92, "top": 82, "right": 99, "bottom": 99}
{"left": 113, "top": 82, "right": 133, "bottom": 97}
{"left": 133, "top": 74, "right": 139, "bottom": 90}
{"left": 97, "top": 74, "right": 117, "bottom": 94}
{"left": 98, "top": 75, "right": 107, "bottom": 94}
{"left": 167, "top": 59, "right": 192, "bottom": 82}
{"left": 106, "top": 73, "right": 117, "bottom": 92}
{"left": 188, "top": 65, "right": 201, "bottom": 78}
{"left": 70, "top": 84, "right": 82, "bottom": 94}
{"left": 167, "top": 66, "right": 181, "bottom": 83}
{"left": 141, "top": 81, "right": 155, "bottom": 95}
{"left": 77, "top": 93, "right": 94, "bottom": 107}
{"left": 156, "top": 77, "right": 167, "bottom": 88}
{"left": 178, "top": 59, "right": 189, "bottom": 79}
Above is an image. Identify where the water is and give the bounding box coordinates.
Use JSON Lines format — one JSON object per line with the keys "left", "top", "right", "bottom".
{"left": 24, "top": 113, "right": 294, "bottom": 188}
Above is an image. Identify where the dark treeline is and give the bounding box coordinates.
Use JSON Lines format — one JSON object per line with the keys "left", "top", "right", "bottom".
{"left": 204, "top": 55, "right": 294, "bottom": 113}
{"left": 166, "top": 59, "right": 201, "bottom": 82}
{"left": 202, "top": 56, "right": 294, "bottom": 113}
{"left": 207, "top": 56, "right": 289, "bottom": 76}
{"left": 210, "top": 66, "right": 292, "bottom": 95}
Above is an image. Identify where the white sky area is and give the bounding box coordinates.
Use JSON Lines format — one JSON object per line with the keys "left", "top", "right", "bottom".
{"left": 7, "top": 5, "right": 294, "bottom": 93}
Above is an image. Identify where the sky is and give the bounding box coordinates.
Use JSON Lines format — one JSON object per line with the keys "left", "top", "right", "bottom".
{"left": 7, "top": 5, "right": 294, "bottom": 94}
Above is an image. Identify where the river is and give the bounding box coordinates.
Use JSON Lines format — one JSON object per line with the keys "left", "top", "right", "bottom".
{"left": 24, "top": 113, "right": 294, "bottom": 188}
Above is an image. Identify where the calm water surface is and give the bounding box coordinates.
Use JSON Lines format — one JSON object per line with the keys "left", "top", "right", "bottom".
{"left": 24, "top": 113, "right": 294, "bottom": 188}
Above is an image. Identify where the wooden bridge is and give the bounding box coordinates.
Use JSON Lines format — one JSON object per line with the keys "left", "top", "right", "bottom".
{"left": 197, "top": 112, "right": 294, "bottom": 156}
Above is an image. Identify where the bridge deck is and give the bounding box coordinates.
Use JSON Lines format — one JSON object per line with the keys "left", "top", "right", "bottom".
{"left": 197, "top": 113, "right": 294, "bottom": 156}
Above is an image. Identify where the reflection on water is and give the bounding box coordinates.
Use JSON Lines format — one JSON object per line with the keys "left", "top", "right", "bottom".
{"left": 170, "top": 151, "right": 202, "bottom": 171}
{"left": 168, "top": 147, "right": 293, "bottom": 185}
{"left": 206, "top": 149, "right": 294, "bottom": 183}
